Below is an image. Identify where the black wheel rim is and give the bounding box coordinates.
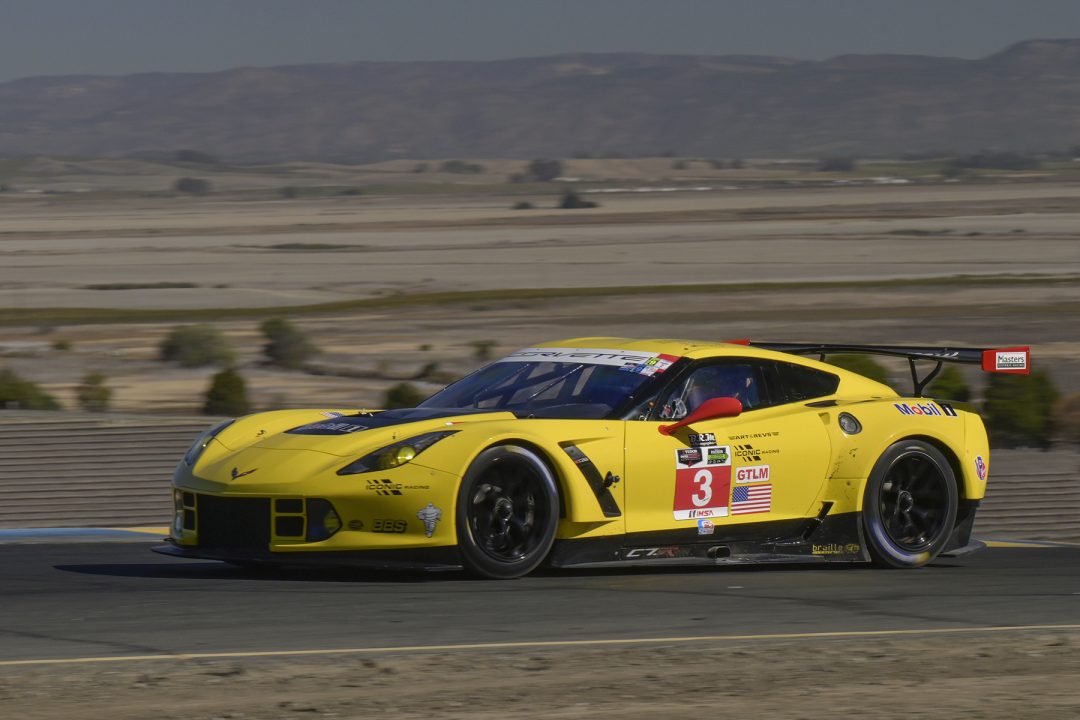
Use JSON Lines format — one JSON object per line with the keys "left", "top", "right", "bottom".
{"left": 879, "top": 452, "right": 950, "bottom": 552}
{"left": 467, "top": 460, "right": 551, "bottom": 563}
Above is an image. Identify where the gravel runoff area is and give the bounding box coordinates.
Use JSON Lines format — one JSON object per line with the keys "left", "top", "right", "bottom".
{"left": 2, "top": 631, "right": 1078, "bottom": 719}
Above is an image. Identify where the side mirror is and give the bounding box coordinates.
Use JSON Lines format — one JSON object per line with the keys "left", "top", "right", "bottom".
{"left": 658, "top": 397, "right": 743, "bottom": 436}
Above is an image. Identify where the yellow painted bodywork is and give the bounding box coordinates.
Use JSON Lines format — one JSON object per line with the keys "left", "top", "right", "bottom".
{"left": 170, "top": 337, "right": 989, "bottom": 557}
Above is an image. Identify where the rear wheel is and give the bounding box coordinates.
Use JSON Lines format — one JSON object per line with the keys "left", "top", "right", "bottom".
{"left": 456, "top": 445, "right": 559, "bottom": 579}
{"left": 863, "top": 439, "right": 958, "bottom": 568}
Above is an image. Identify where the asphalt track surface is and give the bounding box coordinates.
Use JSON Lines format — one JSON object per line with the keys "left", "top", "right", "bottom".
{"left": 1, "top": 542, "right": 1078, "bottom": 665}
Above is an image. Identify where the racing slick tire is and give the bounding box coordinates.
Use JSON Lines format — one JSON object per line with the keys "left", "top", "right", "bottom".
{"left": 863, "top": 439, "right": 958, "bottom": 569}
{"left": 456, "top": 445, "right": 560, "bottom": 579}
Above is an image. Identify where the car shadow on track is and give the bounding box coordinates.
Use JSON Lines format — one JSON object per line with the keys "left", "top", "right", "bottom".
{"left": 49, "top": 558, "right": 937, "bottom": 584}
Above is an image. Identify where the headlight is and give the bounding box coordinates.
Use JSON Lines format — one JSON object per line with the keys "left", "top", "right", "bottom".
{"left": 337, "top": 431, "right": 457, "bottom": 475}
{"left": 183, "top": 420, "right": 235, "bottom": 467}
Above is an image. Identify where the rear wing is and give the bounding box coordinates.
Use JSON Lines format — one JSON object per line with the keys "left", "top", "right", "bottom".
{"left": 745, "top": 342, "right": 1030, "bottom": 397}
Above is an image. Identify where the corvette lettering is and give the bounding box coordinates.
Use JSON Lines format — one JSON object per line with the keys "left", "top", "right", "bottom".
{"left": 498, "top": 347, "right": 680, "bottom": 376}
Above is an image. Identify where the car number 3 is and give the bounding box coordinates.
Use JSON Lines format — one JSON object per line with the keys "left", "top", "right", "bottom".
{"left": 691, "top": 469, "right": 713, "bottom": 506}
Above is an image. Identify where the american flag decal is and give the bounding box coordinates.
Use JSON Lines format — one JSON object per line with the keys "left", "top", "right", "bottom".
{"left": 731, "top": 484, "right": 772, "bottom": 515}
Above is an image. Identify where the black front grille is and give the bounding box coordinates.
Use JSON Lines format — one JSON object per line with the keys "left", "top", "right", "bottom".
{"left": 197, "top": 495, "right": 271, "bottom": 551}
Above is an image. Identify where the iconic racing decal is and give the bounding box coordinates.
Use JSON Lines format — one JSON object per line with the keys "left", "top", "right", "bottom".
{"left": 498, "top": 347, "right": 680, "bottom": 376}
{"left": 372, "top": 519, "right": 408, "bottom": 533}
{"left": 732, "top": 444, "right": 779, "bottom": 462}
{"left": 975, "top": 455, "right": 988, "bottom": 481}
{"left": 674, "top": 445, "right": 731, "bottom": 520}
{"left": 894, "top": 401, "right": 956, "bottom": 417}
{"left": 731, "top": 484, "right": 772, "bottom": 515}
{"left": 417, "top": 503, "right": 442, "bottom": 537}
{"left": 687, "top": 432, "right": 716, "bottom": 447}
{"left": 735, "top": 464, "right": 770, "bottom": 483}
{"left": 230, "top": 467, "right": 257, "bottom": 479}
{"left": 697, "top": 519, "right": 715, "bottom": 536}
{"left": 812, "top": 543, "right": 861, "bottom": 555}
{"left": 365, "top": 479, "right": 431, "bottom": 495}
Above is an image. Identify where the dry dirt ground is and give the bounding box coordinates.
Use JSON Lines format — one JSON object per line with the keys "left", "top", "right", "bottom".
{"left": 2, "top": 632, "right": 1078, "bottom": 719}
{"left": 0, "top": 181, "right": 1077, "bottom": 411}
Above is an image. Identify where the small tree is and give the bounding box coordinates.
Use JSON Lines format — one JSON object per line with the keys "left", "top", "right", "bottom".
{"left": 384, "top": 382, "right": 425, "bottom": 409}
{"left": 160, "top": 324, "right": 235, "bottom": 368}
{"left": 203, "top": 368, "right": 250, "bottom": 416}
{"left": 527, "top": 158, "right": 563, "bottom": 182}
{"left": 174, "top": 177, "right": 211, "bottom": 195}
{"left": 557, "top": 189, "right": 598, "bottom": 209}
{"left": 818, "top": 157, "right": 856, "bottom": 172}
{"left": 825, "top": 355, "right": 890, "bottom": 385}
{"left": 1056, "top": 391, "right": 1080, "bottom": 446}
{"left": 260, "top": 318, "right": 318, "bottom": 369}
{"left": 928, "top": 366, "right": 971, "bottom": 402}
{"left": 0, "top": 369, "right": 61, "bottom": 410}
{"left": 469, "top": 340, "right": 497, "bottom": 362}
{"left": 76, "top": 372, "right": 111, "bottom": 413}
{"left": 983, "top": 371, "right": 1059, "bottom": 449}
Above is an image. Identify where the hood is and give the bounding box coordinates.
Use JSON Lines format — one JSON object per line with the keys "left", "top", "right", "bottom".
{"left": 218, "top": 407, "right": 515, "bottom": 458}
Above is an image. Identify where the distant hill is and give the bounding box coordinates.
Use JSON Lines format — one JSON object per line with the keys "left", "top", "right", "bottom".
{"left": 1, "top": 39, "right": 1079, "bottom": 162}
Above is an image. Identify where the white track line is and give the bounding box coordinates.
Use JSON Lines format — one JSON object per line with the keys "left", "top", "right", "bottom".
{"left": 3, "top": 624, "right": 1080, "bottom": 667}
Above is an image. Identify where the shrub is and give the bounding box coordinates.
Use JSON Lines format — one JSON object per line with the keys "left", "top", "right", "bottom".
{"left": 51, "top": 339, "right": 72, "bottom": 351}
{"left": 557, "top": 190, "right": 598, "bottom": 209}
{"left": 159, "top": 325, "right": 235, "bottom": 368}
{"left": 928, "top": 366, "right": 971, "bottom": 402}
{"left": 174, "top": 149, "right": 220, "bottom": 165}
{"left": 469, "top": 340, "right": 497, "bottom": 362}
{"left": 512, "top": 200, "right": 534, "bottom": 210}
{"left": 0, "top": 368, "right": 61, "bottom": 410}
{"left": 818, "top": 156, "right": 856, "bottom": 172}
{"left": 260, "top": 318, "right": 318, "bottom": 369}
{"left": 174, "top": 177, "right": 211, "bottom": 195}
{"left": 825, "top": 355, "right": 890, "bottom": 385}
{"left": 527, "top": 158, "right": 563, "bottom": 182}
{"left": 279, "top": 186, "right": 299, "bottom": 199}
{"left": 76, "top": 372, "right": 111, "bottom": 413}
{"left": 1056, "top": 392, "right": 1080, "bottom": 445}
{"left": 203, "top": 368, "right": 250, "bottom": 416}
{"left": 983, "top": 370, "right": 1059, "bottom": 449}
{"left": 440, "top": 160, "right": 484, "bottom": 174}
{"left": 384, "top": 382, "right": 425, "bottom": 409}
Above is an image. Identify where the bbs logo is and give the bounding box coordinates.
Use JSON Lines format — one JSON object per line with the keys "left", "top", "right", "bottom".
{"left": 372, "top": 519, "right": 408, "bottom": 533}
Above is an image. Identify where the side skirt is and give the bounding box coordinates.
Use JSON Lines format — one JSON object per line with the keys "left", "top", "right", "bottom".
{"left": 546, "top": 511, "right": 869, "bottom": 568}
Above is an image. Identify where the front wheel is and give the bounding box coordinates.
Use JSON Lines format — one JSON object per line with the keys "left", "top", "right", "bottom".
{"left": 456, "top": 445, "right": 559, "bottom": 579}
{"left": 862, "top": 439, "right": 958, "bottom": 568}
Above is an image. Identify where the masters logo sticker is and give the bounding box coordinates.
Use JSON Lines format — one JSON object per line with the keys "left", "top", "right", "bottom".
{"left": 673, "top": 445, "right": 731, "bottom": 521}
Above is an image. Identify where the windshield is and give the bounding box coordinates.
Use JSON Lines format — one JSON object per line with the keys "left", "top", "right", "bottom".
{"left": 420, "top": 347, "right": 681, "bottom": 419}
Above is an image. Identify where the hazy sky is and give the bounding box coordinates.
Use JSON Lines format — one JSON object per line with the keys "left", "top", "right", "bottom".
{"left": 3, "top": 0, "right": 1080, "bottom": 82}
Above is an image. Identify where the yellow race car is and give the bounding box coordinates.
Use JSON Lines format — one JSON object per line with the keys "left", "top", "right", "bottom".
{"left": 154, "top": 338, "right": 1030, "bottom": 578}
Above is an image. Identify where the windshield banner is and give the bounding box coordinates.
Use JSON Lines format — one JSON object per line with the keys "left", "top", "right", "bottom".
{"left": 498, "top": 347, "right": 680, "bottom": 376}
